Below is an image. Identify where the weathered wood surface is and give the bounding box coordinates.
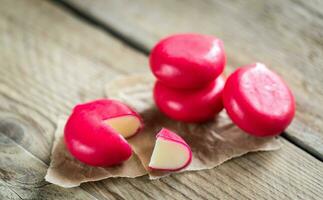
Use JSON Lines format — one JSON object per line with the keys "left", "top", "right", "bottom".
{"left": 66, "top": 0, "right": 323, "bottom": 160}
{"left": 1, "top": 0, "right": 146, "bottom": 199}
{"left": 0, "top": 0, "right": 322, "bottom": 199}
{"left": 0, "top": 133, "right": 97, "bottom": 199}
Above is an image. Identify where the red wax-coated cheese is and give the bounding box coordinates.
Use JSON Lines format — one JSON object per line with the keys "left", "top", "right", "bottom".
{"left": 223, "top": 63, "right": 295, "bottom": 137}
{"left": 154, "top": 75, "right": 225, "bottom": 123}
{"left": 64, "top": 99, "right": 143, "bottom": 167}
{"left": 150, "top": 33, "right": 226, "bottom": 89}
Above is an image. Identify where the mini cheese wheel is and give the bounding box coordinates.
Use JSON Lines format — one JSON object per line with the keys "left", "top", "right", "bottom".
{"left": 153, "top": 75, "right": 225, "bottom": 123}
{"left": 150, "top": 33, "right": 226, "bottom": 89}
{"left": 223, "top": 63, "right": 295, "bottom": 137}
{"left": 64, "top": 99, "right": 143, "bottom": 167}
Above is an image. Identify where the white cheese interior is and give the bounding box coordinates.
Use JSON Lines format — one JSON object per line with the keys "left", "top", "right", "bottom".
{"left": 149, "top": 138, "right": 189, "bottom": 169}
{"left": 105, "top": 115, "right": 141, "bottom": 138}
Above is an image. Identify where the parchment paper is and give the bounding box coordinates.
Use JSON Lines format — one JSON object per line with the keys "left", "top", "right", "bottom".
{"left": 45, "top": 117, "right": 147, "bottom": 188}
{"left": 105, "top": 74, "right": 282, "bottom": 179}
{"left": 45, "top": 73, "right": 281, "bottom": 187}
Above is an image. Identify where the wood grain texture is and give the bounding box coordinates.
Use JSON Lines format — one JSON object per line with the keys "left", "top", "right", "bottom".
{"left": 73, "top": 140, "right": 323, "bottom": 200}
{"left": 0, "top": 133, "right": 97, "bottom": 199}
{"left": 0, "top": 0, "right": 146, "bottom": 199}
{"left": 66, "top": 0, "right": 323, "bottom": 159}
{"left": 0, "top": 0, "right": 147, "bottom": 163}
{"left": 0, "top": 0, "right": 322, "bottom": 199}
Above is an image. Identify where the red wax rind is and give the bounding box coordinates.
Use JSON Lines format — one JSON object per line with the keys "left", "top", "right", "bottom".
{"left": 223, "top": 63, "right": 295, "bottom": 137}
{"left": 64, "top": 99, "right": 143, "bottom": 167}
{"left": 150, "top": 33, "right": 226, "bottom": 89}
{"left": 154, "top": 75, "right": 225, "bottom": 123}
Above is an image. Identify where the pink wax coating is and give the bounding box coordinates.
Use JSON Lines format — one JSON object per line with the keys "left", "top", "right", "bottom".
{"left": 149, "top": 33, "right": 226, "bottom": 89}
{"left": 223, "top": 63, "right": 295, "bottom": 137}
{"left": 64, "top": 99, "right": 143, "bottom": 167}
{"left": 154, "top": 75, "right": 225, "bottom": 123}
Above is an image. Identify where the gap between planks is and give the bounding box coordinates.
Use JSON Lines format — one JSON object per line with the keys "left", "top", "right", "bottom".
{"left": 51, "top": 0, "right": 149, "bottom": 55}
{"left": 49, "top": 0, "right": 322, "bottom": 162}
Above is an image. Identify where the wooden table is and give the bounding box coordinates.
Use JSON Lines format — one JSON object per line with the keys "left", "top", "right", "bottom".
{"left": 1, "top": 0, "right": 322, "bottom": 199}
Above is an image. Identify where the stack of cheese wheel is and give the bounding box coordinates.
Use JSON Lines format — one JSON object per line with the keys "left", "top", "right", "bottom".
{"left": 150, "top": 33, "right": 295, "bottom": 137}
{"left": 150, "top": 34, "right": 226, "bottom": 123}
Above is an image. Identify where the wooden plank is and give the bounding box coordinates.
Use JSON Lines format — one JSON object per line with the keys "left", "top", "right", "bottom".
{"left": 0, "top": 0, "right": 146, "bottom": 199}
{"left": 66, "top": 0, "right": 323, "bottom": 159}
{"left": 0, "top": 133, "right": 97, "bottom": 199}
{"left": 0, "top": 0, "right": 147, "bottom": 164}
{"left": 0, "top": 0, "right": 322, "bottom": 199}
{"left": 75, "top": 140, "right": 323, "bottom": 200}
{"left": 0, "top": 180, "right": 23, "bottom": 200}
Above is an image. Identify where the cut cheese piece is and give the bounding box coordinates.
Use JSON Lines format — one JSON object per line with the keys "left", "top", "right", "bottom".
{"left": 149, "top": 128, "right": 192, "bottom": 171}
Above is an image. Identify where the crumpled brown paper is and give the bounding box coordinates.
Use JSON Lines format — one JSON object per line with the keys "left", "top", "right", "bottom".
{"left": 45, "top": 74, "right": 281, "bottom": 187}
{"left": 45, "top": 117, "right": 147, "bottom": 188}
{"left": 105, "top": 74, "right": 282, "bottom": 179}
